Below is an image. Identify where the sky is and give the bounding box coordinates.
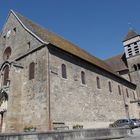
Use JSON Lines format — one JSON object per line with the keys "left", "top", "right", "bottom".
{"left": 1, "top": 0, "right": 140, "bottom": 60}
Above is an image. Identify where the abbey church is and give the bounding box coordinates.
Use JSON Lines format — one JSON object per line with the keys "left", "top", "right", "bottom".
{"left": 0, "top": 10, "right": 140, "bottom": 132}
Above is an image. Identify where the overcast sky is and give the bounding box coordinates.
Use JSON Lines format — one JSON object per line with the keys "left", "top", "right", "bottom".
{"left": 1, "top": 0, "right": 140, "bottom": 59}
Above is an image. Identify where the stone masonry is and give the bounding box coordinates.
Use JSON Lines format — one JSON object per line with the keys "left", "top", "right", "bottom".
{"left": 0, "top": 10, "right": 139, "bottom": 133}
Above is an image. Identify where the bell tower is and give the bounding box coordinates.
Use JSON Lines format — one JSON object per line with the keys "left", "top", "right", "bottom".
{"left": 123, "top": 29, "right": 140, "bottom": 98}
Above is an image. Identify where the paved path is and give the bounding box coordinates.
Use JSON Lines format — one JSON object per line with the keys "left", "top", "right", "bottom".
{"left": 118, "top": 128, "right": 140, "bottom": 140}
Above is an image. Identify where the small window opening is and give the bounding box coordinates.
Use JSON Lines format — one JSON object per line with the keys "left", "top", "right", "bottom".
{"left": 61, "top": 64, "right": 67, "bottom": 79}
{"left": 128, "top": 74, "right": 132, "bottom": 82}
{"left": 81, "top": 71, "right": 86, "bottom": 84}
{"left": 126, "top": 88, "right": 129, "bottom": 98}
{"left": 133, "top": 64, "right": 137, "bottom": 71}
{"left": 133, "top": 92, "right": 136, "bottom": 100}
{"left": 128, "top": 52, "right": 132, "bottom": 55}
{"left": 29, "top": 62, "right": 35, "bottom": 80}
{"left": 3, "top": 47, "right": 12, "bottom": 61}
{"left": 135, "top": 48, "right": 139, "bottom": 51}
{"left": 127, "top": 45, "right": 131, "bottom": 48}
{"left": 28, "top": 42, "right": 31, "bottom": 49}
{"left": 134, "top": 46, "right": 138, "bottom": 49}
{"left": 13, "top": 28, "right": 16, "bottom": 33}
{"left": 96, "top": 77, "right": 101, "bottom": 89}
{"left": 118, "top": 85, "right": 121, "bottom": 95}
{"left": 3, "top": 66, "right": 9, "bottom": 86}
{"left": 108, "top": 81, "right": 112, "bottom": 92}
{"left": 138, "top": 64, "right": 140, "bottom": 70}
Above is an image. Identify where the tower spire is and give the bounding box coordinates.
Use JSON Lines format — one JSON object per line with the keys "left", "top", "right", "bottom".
{"left": 123, "top": 29, "right": 139, "bottom": 42}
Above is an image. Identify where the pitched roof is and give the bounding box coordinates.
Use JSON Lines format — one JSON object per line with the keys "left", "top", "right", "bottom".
{"left": 105, "top": 54, "right": 128, "bottom": 72}
{"left": 11, "top": 11, "right": 136, "bottom": 86}
{"left": 12, "top": 11, "right": 115, "bottom": 74}
{"left": 123, "top": 29, "right": 139, "bottom": 41}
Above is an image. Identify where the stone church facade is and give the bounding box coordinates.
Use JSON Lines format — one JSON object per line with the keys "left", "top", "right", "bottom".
{"left": 0, "top": 10, "right": 139, "bottom": 132}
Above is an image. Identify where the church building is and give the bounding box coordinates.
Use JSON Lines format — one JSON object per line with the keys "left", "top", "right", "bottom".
{"left": 0, "top": 10, "right": 139, "bottom": 132}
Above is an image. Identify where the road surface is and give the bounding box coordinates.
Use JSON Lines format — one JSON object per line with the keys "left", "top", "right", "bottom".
{"left": 118, "top": 128, "right": 140, "bottom": 140}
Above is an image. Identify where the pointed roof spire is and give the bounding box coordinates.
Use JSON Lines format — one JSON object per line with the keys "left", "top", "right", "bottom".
{"left": 123, "top": 29, "right": 139, "bottom": 41}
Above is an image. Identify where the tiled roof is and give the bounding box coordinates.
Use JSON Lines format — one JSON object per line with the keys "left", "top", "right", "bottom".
{"left": 11, "top": 11, "right": 136, "bottom": 86}
{"left": 123, "top": 29, "right": 139, "bottom": 41}
{"left": 105, "top": 54, "right": 128, "bottom": 72}
{"left": 13, "top": 11, "right": 115, "bottom": 74}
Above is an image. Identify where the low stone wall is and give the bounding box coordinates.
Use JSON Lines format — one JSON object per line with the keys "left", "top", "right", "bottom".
{"left": 0, "top": 128, "right": 128, "bottom": 140}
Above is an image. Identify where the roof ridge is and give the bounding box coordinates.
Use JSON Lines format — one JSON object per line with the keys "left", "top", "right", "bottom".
{"left": 12, "top": 11, "right": 114, "bottom": 70}
{"left": 105, "top": 53, "right": 123, "bottom": 61}
{"left": 11, "top": 11, "right": 134, "bottom": 85}
{"left": 13, "top": 11, "right": 100, "bottom": 59}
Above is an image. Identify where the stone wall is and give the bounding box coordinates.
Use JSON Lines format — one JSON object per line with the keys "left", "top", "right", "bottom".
{"left": 127, "top": 55, "right": 140, "bottom": 99}
{"left": 0, "top": 12, "right": 49, "bottom": 132}
{"left": 0, "top": 12, "right": 43, "bottom": 63}
{"left": 4, "top": 46, "right": 49, "bottom": 132}
{"left": 126, "top": 54, "right": 140, "bottom": 119}
{"left": 49, "top": 46, "right": 138, "bottom": 129}
{"left": 0, "top": 128, "right": 128, "bottom": 140}
{"left": 0, "top": 11, "right": 139, "bottom": 133}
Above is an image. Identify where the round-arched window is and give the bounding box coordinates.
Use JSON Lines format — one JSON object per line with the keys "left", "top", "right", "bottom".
{"left": 3, "top": 47, "right": 12, "bottom": 61}
{"left": 133, "top": 64, "right": 137, "bottom": 71}
{"left": 3, "top": 65, "right": 9, "bottom": 86}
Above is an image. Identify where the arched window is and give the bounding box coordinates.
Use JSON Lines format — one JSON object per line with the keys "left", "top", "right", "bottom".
{"left": 96, "top": 77, "right": 101, "bottom": 89}
{"left": 108, "top": 81, "right": 112, "bottom": 92}
{"left": 126, "top": 88, "right": 129, "bottom": 98}
{"left": 81, "top": 71, "right": 86, "bottom": 84}
{"left": 61, "top": 64, "right": 67, "bottom": 79}
{"left": 29, "top": 62, "right": 35, "bottom": 80}
{"left": 133, "top": 64, "right": 137, "bottom": 71}
{"left": 3, "top": 66, "right": 9, "bottom": 86}
{"left": 118, "top": 85, "right": 121, "bottom": 95}
{"left": 3, "top": 47, "right": 12, "bottom": 61}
